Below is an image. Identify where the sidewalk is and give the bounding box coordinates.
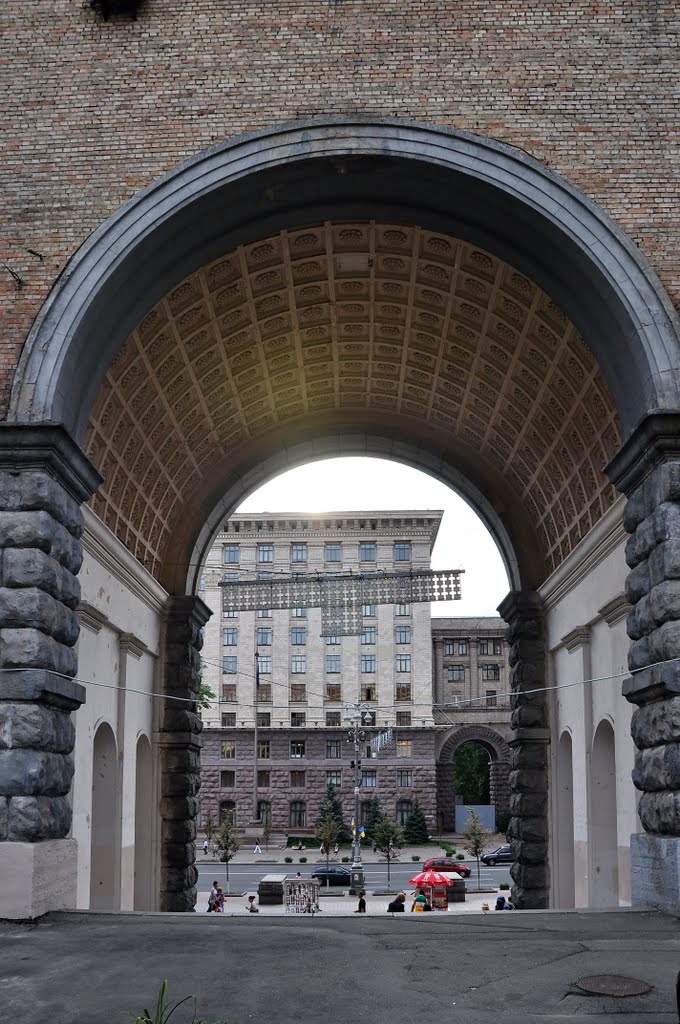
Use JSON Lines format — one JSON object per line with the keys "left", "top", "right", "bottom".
{"left": 201, "top": 890, "right": 492, "bottom": 915}
{"left": 197, "top": 837, "right": 505, "bottom": 865}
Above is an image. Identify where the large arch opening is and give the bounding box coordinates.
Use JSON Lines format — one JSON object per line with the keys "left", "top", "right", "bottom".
{"left": 436, "top": 726, "right": 511, "bottom": 833}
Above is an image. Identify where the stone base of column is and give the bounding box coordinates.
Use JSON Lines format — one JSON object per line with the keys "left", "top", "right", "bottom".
{"left": 0, "top": 839, "right": 78, "bottom": 919}
{"left": 631, "top": 833, "right": 680, "bottom": 915}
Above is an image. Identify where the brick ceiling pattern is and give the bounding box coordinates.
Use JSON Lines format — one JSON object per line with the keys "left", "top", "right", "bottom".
{"left": 85, "top": 222, "right": 621, "bottom": 581}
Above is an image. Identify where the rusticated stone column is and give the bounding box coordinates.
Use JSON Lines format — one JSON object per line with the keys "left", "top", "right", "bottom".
{"left": 607, "top": 412, "right": 680, "bottom": 913}
{"left": 0, "top": 425, "right": 101, "bottom": 918}
{"left": 498, "top": 591, "right": 549, "bottom": 909}
{"left": 159, "top": 595, "right": 211, "bottom": 912}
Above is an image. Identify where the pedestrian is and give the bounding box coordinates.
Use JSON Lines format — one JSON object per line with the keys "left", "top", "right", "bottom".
{"left": 333, "top": 843, "right": 339, "bottom": 858}
{"left": 411, "top": 889, "right": 427, "bottom": 912}
{"left": 295, "top": 871, "right": 302, "bottom": 879}
{"left": 495, "top": 895, "right": 513, "bottom": 910}
{"left": 213, "top": 885, "right": 225, "bottom": 912}
{"left": 387, "top": 892, "right": 405, "bottom": 913}
{"left": 319, "top": 843, "right": 325, "bottom": 855}
{"left": 246, "top": 895, "right": 259, "bottom": 914}
{"left": 207, "top": 879, "right": 219, "bottom": 912}
{"left": 354, "top": 890, "right": 366, "bottom": 914}
{"left": 202, "top": 839, "right": 208, "bottom": 856}
{"left": 253, "top": 837, "right": 261, "bottom": 855}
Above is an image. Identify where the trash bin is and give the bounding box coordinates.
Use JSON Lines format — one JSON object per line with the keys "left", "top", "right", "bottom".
{"left": 257, "top": 873, "right": 287, "bottom": 905}
{"left": 447, "top": 877, "right": 466, "bottom": 903}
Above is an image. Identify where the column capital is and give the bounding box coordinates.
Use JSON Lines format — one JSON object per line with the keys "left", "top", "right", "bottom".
{"left": 0, "top": 423, "right": 101, "bottom": 503}
{"left": 497, "top": 590, "right": 543, "bottom": 625}
{"left": 605, "top": 411, "right": 680, "bottom": 495}
{"left": 164, "top": 594, "right": 212, "bottom": 631}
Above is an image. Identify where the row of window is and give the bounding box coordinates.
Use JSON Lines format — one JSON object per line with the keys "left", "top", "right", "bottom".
{"left": 225, "top": 626, "right": 413, "bottom": 646}
{"left": 222, "top": 601, "right": 413, "bottom": 621}
{"left": 221, "top": 682, "right": 413, "bottom": 704}
{"left": 447, "top": 664, "right": 501, "bottom": 682}
{"left": 219, "top": 767, "right": 416, "bottom": 789}
{"left": 220, "top": 710, "right": 413, "bottom": 728}
{"left": 220, "top": 738, "right": 414, "bottom": 759}
{"left": 223, "top": 542, "right": 412, "bottom": 564}
{"left": 218, "top": 799, "right": 415, "bottom": 828}
{"left": 223, "top": 654, "right": 414, "bottom": 674}
{"left": 449, "top": 689, "right": 499, "bottom": 707}
{"left": 443, "top": 638, "right": 502, "bottom": 655}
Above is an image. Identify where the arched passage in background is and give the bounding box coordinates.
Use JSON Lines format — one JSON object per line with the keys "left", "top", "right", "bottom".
{"left": 555, "top": 730, "right": 575, "bottom": 908}
{"left": 90, "top": 722, "right": 119, "bottom": 910}
{"left": 134, "top": 734, "right": 153, "bottom": 911}
{"left": 436, "top": 726, "right": 511, "bottom": 832}
{"left": 591, "top": 719, "right": 619, "bottom": 908}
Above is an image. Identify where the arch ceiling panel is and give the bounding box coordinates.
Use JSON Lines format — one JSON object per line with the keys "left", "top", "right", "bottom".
{"left": 85, "top": 222, "right": 620, "bottom": 582}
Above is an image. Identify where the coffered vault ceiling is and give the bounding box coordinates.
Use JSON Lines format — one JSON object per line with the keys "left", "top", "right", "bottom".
{"left": 85, "top": 222, "right": 621, "bottom": 584}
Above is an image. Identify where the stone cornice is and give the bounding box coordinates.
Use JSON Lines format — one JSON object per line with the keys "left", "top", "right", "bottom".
{"left": 0, "top": 423, "right": 102, "bottom": 503}
{"left": 561, "top": 625, "right": 592, "bottom": 653}
{"left": 598, "top": 593, "right": 630, "bottom": 627}
{"left": 605, "top": 411, "right": 680, "bottom": 495}
{"left": 78, "top": 601, "right": 109, "bottom": 634}
{"left": 119, "top": 632, "right": 150, "bottom": 659}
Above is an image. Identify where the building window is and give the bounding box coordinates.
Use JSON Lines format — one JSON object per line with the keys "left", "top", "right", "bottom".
{"left": 223, "top": 545, "right": 240, "bottom": 564}
{"left": 257, "top": 684, "right": 272, "bottom": 703}
{"left": 291, "top": 655, "right": 306, "bottom": 674}
{"left": 395, "top": 626, "right": 411, "bottom": 644}
{"left": 396, "top": 799, "right": 412, "bottom": 825}
{"left": 290, "top": 740, "right": 306, "bottom": 759}
{"left": 362, "top": 604, "right": 376, "bottom": 617}
{"left": 458, "top": 639, "right": 469, "bottom": 656}
{"left": 361, "top": 626, "right": 376, "bottom": 645}
{"left": 219, "top": 801, "right": 236, "bottom": 825}
{"left": 326, "top": 634, "right": 341, "bottom": 646}
{"left": 257, "top": 608, "right": 272, "bottom": 618}
{"left": 479, "top": 638, "right": 502, "bottom": 655}
{"left": 256, "top": 627, "right": 272, "bottom": 646}
{"left": 257, "top": 800, "right": 271, "bottom": 823}
{"left": 396, "top": 711, "right": 412, "bottom": 726}
{"left": 360, "top": 542, "right": 376, "bottom": 562}
{"left": 258, "top": 655, "right": 272, "bottom": 674}
{"left": 291, "top": 711, "right": 306, "bottom": 727}
{"left": 396, "top": 654, "right": 411, "bottom": 673}
{"left": 221, "top": 683, "right": 237, "bottom": 701}
{"left": 361, "top": 685, "right": 376, "bottom": 702}
{"left": 223, "top": 608, "right": 238, "bottom": 619}
{"left": 257, "top": 712, "right": 271, "bottom": 728}
{"left": 326, "top": 740, "right": 342, "bottom": 759}
{"left": 326, "top": 769, "right": 342, "bottom": 786}
{"left": 290, "top": 770, "right": 306, "bottom": 787}
{"left": 361, "top": 655, "right": 376, "bottom": 673}
{"left": 222, "top": 656, "right": 237, "bottom": 673}
{"left": 291, "top": 627, "right": 307, "bottom": 645}
{"left": 444, "top": 639, "right": 454, "bottom": 656}
{"left": 223, "top": 628, "right": 238, "bottom": 646}
{"left": 361, "top": 770, "right": 377, "bottom": 788}
{"left": 290, "top": 542, "right": 307, "bottom": 563}
{"left": 326, "top": 683, "right": 342, "bottom": 701}
{"left": 395, "top": 603, "right": 411, "bottom": 616}
{"left": 290, "top": 683, "right": 307, "bottom": 703}
{"left": 221, "top": 712, "right": 236, "bottom": 727}
{"left": 257, "top": 740, "right": 270, "bottom": 759}
{"left": 292, "top": 607, "right": 307, "bottom": 618}
{"left": 326, "top": 654, "right": 341, "bottom": 673}
{"left": 481, "top": 664, "right": 500, "bottom": 681}
{"left": 450, "top": 690, "right": 462, "bottom": 703}
{"left": 394, "top": 542, "right": 411, "bottom": 561}
{"left": 220, "top": 770, "right": 235, "bottom": 788}
{"left": 396, "top": 769, "right": 413, "bottom": 788}
{"left": 326, "top": 711, "right": 341, "bottom": 727}
{"left": 257, "top": 544, "right": 274, "bottom": 563}
{"left": 485, "top": 689, "right": 498, "bottom": 708}
{"left": 257, "top": 771, "right": 270, "bottom": 788}
{"left": 325, "top": 542, "right": 342, "bottom": 562}
{"left": 221, "top": 741, "right": 235, "bottom": 760}
{"left": 448, "top": 664, "right": 465, "bottom": 682}
{"left": 289, "top": 801, "right": 306, "bottom": 828}
{"left": 397, "top": 739, "right": 413, "bottom": 758}
{"left": 395, "top": 685, "right": 412, "bottom": 702}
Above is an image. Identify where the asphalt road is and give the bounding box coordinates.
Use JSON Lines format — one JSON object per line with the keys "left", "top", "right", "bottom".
{"left": 197, "top": 861, "right": 512, "bottom": 892}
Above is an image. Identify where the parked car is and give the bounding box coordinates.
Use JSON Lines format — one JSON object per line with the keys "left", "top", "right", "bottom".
{"left": 422, "top": 857, "right": 471, "bottom": 878}
{"left": 481, "top": 845, "right": 513, "bottom": 866}
{"left": 311, "top": 865, "right": 352, "bottom": 886}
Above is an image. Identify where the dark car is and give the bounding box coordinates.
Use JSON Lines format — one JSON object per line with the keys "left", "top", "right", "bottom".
{"left": 311, "top": 865, "right": 352, "bottom": 886}
{"left": 422, "top": 857, "right": 471, "bottom": 878}
{"left": 481, "top": 845, "right": 513, "bottom": 866}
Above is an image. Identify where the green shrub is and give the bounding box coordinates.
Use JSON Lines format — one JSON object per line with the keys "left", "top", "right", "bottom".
{"left": 442, "top": 843, "right": 454, "bottom": 856}
{"left": 299, "top": 857, "right": 307, "bottom": 863}
{"left": 499, "top": 881, "right": 510, "bottom": 890}
{"left": 284, "top": 856, "right": 293, "bottom": 863}
{"left": 455, "top": 853, "right": 465, "bottom": 860}
{"left": 341, "top": 856, "right": 350, "bottom": 863}
{"left": 411, "top": 854, "right": 420, "bottom": 862}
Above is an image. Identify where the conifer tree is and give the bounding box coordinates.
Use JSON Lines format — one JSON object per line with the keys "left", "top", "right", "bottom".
{"left": 402, "top": 797, "right": 429, "bottom": 844}
{"left": 363, "top": 795, "right": 385, "bottom": 843}
{"left": 315, "top": 783, "right": 348, "bottom": 841}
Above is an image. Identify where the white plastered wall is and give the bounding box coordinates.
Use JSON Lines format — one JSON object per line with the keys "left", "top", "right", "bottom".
{"left": 540, "top": 496, "right": 639, "bottom": 908}
{"left": 71, "top": 508, "right": 167, "bottom": 910}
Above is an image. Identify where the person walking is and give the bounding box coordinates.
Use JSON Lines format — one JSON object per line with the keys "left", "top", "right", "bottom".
{"left": 207, "top": 880, "right": 219, "bottom": 912}
{"left": 253, "top": 837, "right": 262, "bottom": 854}
{"left": 333, "top": 843, "right": 339, "bottom": 859}
{"left": 202, "top": 839, "right": 209, "bottom": 856}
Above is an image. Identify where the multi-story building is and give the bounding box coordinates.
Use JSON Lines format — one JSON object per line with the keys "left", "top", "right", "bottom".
{"left": 199, "top": 511, "right": 443, "bottom": 834}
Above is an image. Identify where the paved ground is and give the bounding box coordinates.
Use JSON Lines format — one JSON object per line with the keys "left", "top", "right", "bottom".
{"left": 2, "top": 908, "right": 679, "bottom": 1023}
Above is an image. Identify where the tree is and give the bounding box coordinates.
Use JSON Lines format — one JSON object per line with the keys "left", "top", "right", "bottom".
{"left": 453, "top": 742, "right": 491, "bottom": 804}
{"left": 402, "top": 797, "right": 429, "bottom": 844}
{"left": 363, "top": 796, "right": 385, "bottom": 843}
{"left": 203, "top": 807, "right": 216, "bottom": 849}
{"left": 373, "top": 818, "right": 403, "bottom": 889}
{"left": 197, "top": 681, "right": 216, "bottom": 711}
{"left": 315, "top": 783, "right": 347, "bottom": 841}
{"left": 462, "top": 807, "right": 492, "bottom": 891}
{"left": 214, "top": 818, "right": 240, "bottom": 893}
{"left": 315, "top": 800, "right": 340, "bottom": 887}
{"left": 261, "top": 810, "right": 272, "bottom": 852}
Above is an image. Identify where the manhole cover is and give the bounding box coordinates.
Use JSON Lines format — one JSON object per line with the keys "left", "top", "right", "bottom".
{"left": 573, "top": 974, "right": 652, "bottom": 998}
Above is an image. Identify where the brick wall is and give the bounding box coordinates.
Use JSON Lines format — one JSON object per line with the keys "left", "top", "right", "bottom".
{"left": 2, "top": 1, "right": 679, "bottom": 414}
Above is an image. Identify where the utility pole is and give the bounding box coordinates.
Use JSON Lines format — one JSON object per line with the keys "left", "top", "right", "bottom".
{"left": 253, "top": 651, "right": 259, "bottom": 824}
{"left": 345, "top": 701, "right": 372, "bottom": 895}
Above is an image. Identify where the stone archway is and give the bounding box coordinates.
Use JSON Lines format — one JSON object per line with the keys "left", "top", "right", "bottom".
{"left": 4, "top": 120, "right": 680, "bottom": 916}
{"left": 90, "top": 722, "right": 119, "bottom": 910}
{"left": 436, "top": 725, "right": 512, "bottom": 832}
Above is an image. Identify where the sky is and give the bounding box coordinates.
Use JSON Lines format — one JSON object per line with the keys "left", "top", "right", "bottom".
{"left": 237, "top": 457, "right": 509, "bottom": 618}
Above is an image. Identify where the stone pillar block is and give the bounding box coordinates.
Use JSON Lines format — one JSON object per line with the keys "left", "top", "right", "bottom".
{"left": 630, "top": 833, "right": 680, "bottom": 915}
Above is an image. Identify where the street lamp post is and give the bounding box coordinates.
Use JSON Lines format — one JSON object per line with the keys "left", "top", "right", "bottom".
{"left": 345, "top": 702, "right": 372, "bottom": 895}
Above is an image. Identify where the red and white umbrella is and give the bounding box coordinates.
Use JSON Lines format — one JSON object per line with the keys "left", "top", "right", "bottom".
{"left": 407, "top": 869, "right": 454, "bottom": 888}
